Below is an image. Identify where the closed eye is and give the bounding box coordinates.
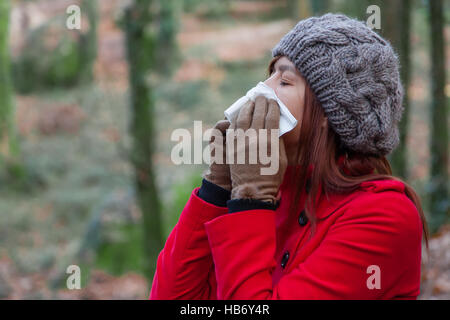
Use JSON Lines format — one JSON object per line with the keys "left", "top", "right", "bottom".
{"left": 280, "top": 81, "right": 289, "bottom": 86}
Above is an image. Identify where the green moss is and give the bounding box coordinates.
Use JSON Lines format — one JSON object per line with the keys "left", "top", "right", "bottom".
{"left": 95, "top": 223, "right": 145, "bottom": 276}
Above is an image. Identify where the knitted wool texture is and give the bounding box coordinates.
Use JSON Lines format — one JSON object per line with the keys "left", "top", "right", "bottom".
{"left": 272, "top": 13, "right": 404, "bottom": 156}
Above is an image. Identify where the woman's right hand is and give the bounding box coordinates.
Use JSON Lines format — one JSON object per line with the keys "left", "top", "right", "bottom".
{"left": 202, "top": 118, "right": 231, "bottom": 191}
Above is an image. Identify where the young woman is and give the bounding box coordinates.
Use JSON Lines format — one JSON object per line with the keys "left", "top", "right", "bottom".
{"left": 150, "top": 13, "right": 428, "bottom": 300}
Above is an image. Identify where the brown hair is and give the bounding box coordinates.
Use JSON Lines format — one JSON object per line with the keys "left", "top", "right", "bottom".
{"left": 268, "top": 55, "right": 429, "bottom": 251}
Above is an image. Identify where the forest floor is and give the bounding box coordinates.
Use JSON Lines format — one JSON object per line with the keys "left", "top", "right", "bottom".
{"left": 0, "top": 0, "right": 448, "bottom": 299}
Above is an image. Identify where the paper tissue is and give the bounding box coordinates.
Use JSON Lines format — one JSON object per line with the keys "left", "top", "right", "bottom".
{"left": 224, "top": 81, "right": 298, "bottom": 137}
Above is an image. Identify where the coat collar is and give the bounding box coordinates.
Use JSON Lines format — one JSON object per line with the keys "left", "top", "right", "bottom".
{"left": 280, "top": 154, "right": 406, "bottom": 220}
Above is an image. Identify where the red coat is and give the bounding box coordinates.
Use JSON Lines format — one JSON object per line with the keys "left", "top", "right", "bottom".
{"left": 149, "top": 165, "right": 423, "bottom": 300}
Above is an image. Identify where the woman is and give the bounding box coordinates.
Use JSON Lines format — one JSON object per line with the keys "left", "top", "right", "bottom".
{"left": 150, "top": 13, "right": 428, "bottom": 300}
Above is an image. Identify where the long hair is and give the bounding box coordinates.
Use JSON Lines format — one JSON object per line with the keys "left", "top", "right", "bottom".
{"left": 268, "top": 55, "right": 429, "bottom": 251}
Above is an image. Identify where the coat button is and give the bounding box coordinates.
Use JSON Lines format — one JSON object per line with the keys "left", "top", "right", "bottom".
{"left": 280, "top": 251, "right": 290, "bottom": 269}
{"left": 298, "top": 210, "right": 308, "bottom": 226}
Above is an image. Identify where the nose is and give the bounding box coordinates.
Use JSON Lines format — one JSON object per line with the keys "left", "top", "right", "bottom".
{"left": 264, "top": 75, "right": 276, "bottom": 93}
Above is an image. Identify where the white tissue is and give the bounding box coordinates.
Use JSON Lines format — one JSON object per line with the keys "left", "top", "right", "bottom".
{"left": 224, "top": 81, "right": 298, "bottom": 137}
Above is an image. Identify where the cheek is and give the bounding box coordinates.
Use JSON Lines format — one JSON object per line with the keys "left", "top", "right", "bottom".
{"left": 277, "top": 89, "right": 304, "bottom": 147}
{"left": 278, "top": 90, "right": 303, "bottom": 124}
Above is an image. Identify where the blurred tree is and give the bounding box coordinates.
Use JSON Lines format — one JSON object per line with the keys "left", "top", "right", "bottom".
{"left": 182, "top": 0, "right": 231, "bottom": 19}
{"left": 0, "top": 0, "right": 22, "bottom": 179}
{"left": 427, "top": 0, "right": 449, "bottom": 232}
{"left": 155, "top": 0, "right": 182, "bottom": 77}
{"left": 333, "top": 0, "right": 370, "bottom": 21}
{"left": 371, "top": 0, "right": 412, "bottom": 180}
{"left": 12, "top": 21, "right": 82, "bottom": 92}
{"left": 78, "top": 0, "right": 98, "bottom": 83}
{"left": 288, "top": 0, "right": 311, "bottom": 20}
{"left": 310, "top": 0, "right": 330, "bottom": 15}
{"left": 392, "top": 0, "right": 412, "bottom": 180}
{"left": 12, "top": 0, "right": 98, "bottom": 92}
{"left": 122, "top": 0, "right": 164, "bottom": 281}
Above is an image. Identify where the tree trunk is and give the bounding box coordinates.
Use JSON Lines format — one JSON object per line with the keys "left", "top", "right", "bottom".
{"left": 334, "top": 0, "right": 370, "bottom": 21}
{"left": 79, "top": 0, "right": 98, "bottom": 83}
{"left": 123, "top": 0, "right": 164, "bottom": 281}
{"left": 288, "top": 0, "right": 311, "bottom": 20}
{"left": 0, "top": 0, "right": 21, "bottom": 176}
{"left": 379, "top": 0, "right": 412, "bottom": 180}
{"left": 427, "top": 0, "right": 449, "bottom": 232}
{"left": 155, "top": 0, "right": 181, "bottom": 77}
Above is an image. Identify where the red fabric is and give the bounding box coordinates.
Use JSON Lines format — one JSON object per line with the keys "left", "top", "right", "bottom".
{"left": 149, "top": 158, "right": 423, "bottom": 300}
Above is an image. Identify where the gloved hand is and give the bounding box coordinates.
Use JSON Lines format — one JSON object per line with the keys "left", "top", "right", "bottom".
{"left": 227, "top": 96, "right": 288, "bottom": 204}
{"left": 202, "top": 118, "right": 232, "bottom": 191}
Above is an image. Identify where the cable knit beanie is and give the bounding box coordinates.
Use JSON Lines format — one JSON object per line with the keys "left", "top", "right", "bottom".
{"left": 272, "top": 13, "right": 404, "bottom": 157}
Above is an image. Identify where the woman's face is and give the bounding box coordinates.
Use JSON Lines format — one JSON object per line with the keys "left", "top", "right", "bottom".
{"left": 264, "top": 56, "right": 306, "bottom": 164}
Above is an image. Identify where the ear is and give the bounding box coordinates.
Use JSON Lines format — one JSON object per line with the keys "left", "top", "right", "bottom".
{"left": 321, "top": 117, "right": 328, "bottom": 128}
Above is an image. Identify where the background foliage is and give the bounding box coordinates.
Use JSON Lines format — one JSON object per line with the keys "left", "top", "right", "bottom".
{"left": 0, "top": 0, "right": 448, "bottom": 299}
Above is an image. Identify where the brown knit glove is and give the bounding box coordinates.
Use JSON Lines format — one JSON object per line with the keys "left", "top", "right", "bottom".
{"left": 227, "top": 96, "right": 288, "bottom": 203}
{"left": 202, "top": 118, "right": 232, "bottom": 191}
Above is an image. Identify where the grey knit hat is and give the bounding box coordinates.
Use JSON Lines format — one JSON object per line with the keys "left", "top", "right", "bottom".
{"left": 272, "top": 13, "right": 404, "bottom": 157}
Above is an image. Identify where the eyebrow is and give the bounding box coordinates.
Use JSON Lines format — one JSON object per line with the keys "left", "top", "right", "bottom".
{"left": 273, "top": 63, "right": 298, "bottom": 76}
